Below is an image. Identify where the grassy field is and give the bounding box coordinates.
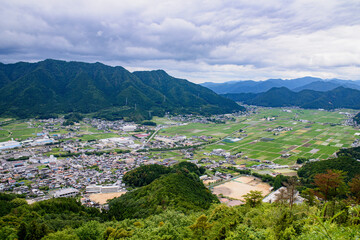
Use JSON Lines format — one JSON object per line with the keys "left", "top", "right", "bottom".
{"left": 159, "top": 122, "right": 247, "bottom": 138}
{"left": 0, "top": 122, "right": 41, "bottom": 141}
{"left": 158, "top": 108, "right": 359, "bottom": 165}
{"left": 0, "top": 120, "right": 121, "bottom": 142}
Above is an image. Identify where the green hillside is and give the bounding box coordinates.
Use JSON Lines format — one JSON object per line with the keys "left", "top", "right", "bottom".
{"left": 0, "top": 60, "right": 243, "bottom": 120}
{"left": 108, "top": 172, "right": 219, "bottom": 220}
{"left": 223, "top": 87, "right": 360, "bottom": 109}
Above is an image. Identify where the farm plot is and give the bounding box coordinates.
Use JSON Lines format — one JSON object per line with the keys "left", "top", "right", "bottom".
{"left": 157, "top": 108, "right": 358, "bottom": 165}
{"left": 159, "top": 122, "right": 246, "bottom": 138}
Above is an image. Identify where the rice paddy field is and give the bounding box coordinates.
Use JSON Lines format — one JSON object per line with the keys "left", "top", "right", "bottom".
{"left": 158, "top": 108, "right": 360, "bottom": 165}
{"left": 0, "top": 122, "right": 42, "bottom": 141}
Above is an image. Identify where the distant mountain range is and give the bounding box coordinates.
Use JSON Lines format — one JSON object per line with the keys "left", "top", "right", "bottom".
{"left": 222, "top": 87, "right": 360, "bottom": 109}
{"left": 0, "top": 59, "right": 243, "bottom": 120}
{"left": 201, "top": 77, "right": 360, "bottom": 94}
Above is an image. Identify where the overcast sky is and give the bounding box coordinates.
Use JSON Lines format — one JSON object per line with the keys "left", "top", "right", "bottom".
{"left": 0, "top": 0, "right": 359, "bottom": 83}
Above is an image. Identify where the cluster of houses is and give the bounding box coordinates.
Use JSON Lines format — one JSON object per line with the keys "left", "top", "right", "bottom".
{"left": 148, "top": 135, "right": 204, "bottom": 149}
{"left": 167, "top": 112, "right": 246, "bottom": 124}
{"left": 265, "top": 126, "right": 293, "bottom": 134}
{"left": 0, "top": 149, "right": 176, "bottom": 200}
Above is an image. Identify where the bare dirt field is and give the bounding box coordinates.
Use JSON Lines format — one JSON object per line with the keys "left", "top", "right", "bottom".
{"left": 212, "top": 176, "right": 271, "bottom": 201}
{"left": 89, "top": 192, "right": 126, "bottom": 205}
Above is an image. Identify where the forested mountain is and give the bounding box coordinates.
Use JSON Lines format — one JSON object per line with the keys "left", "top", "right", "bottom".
{"left": 222, "top": 86, "right": 360, "bottom": 109}
{"left": 0, "top": 60, "right": 243, "bottom": 120}
{"left": 202, "top": 77, "right": 360, "bottom": 94}
{"left": 354, "top": 112, "right": 360, "bottom": 124}
{"left": 293, "top": 81, "right": 360, "bottom": 92}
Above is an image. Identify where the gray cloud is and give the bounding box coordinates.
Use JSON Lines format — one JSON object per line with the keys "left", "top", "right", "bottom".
{"left": 0, "top": 0, "right": 359, "bottom": 82}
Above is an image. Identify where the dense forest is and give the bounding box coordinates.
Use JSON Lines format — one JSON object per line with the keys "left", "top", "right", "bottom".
{"left": 0, "top": 60, "right": 243, "bottom": 121}
{"left": 1, "top": 150, "right": 360, "bottom": 239}
{"left": 222, "top": 86, "right": 360, "bottom": 109}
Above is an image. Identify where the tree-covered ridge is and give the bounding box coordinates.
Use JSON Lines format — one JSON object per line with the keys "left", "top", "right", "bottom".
{"left": 222, "top": 86, "right": 360, "bottom": 109}
{"left": 122, "top": 164, "right": 171, "bottom": 188}
{"left": 0, "top": 59, "right": 243, "bottom": 120}
{"left": 122, "top": 162, "right": 206, "bottom": 188}
{"left": 297, "top": 156, "right": 360, "bottom": 183}
{"left": 109, "top": 172, "right": 218, "bottom": 220}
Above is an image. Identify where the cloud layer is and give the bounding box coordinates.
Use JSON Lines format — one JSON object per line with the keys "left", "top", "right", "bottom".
{"left": 0, "top": 0, "right": 359, "bottom": 82}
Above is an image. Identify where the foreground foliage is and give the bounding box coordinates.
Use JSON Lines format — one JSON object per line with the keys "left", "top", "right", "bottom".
{"left": 1, "top": 196, "right": 359, "bottom": 240}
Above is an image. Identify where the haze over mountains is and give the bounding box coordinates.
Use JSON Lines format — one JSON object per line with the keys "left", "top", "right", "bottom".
{"left": 201, "top": 77, "right": 360, "bottom": 94}
{"left": 0, "top": 59, "right": 243, "bottom": 120}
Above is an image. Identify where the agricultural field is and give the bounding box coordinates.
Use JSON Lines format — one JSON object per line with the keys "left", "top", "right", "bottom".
{"left": 212, "top": 176, "right": 271, "bottom": 201}
{"left": 159, "top": 121, "right": 247, "bottom": 138}
{"left": 158, "top": 108, "right": 360, "bottom": 165}
{"left": 0, "top": 120, "right": 122, "bottom": 142}
{"left": 0, "top": 121, "right": 42, "bottom": 141}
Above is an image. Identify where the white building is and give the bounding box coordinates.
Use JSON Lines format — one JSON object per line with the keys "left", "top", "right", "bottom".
{"left": 86, "top": 185, "right": 102, "bottom": 194}
{"left": 31, "top": 137, "right": 54, "bottom": 146}
{"left": 53, "top": 188, "right": 79, "bottom": 198}
{"left": 0, "top": 140, "right": 21, "bottom": 150}
{"left": 101, "top": 186, "right": 119, "bottom": 193}
{"left": 99, "top": 137, "right": 134, "bottom": 145}
{"left": 86, "top": 185, "right": 120, "bottom": 194}
{"left": 122, "top": 125, "right": 137, "bottom": 132}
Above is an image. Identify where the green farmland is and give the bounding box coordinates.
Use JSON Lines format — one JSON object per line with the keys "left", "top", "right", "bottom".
{"left": 159, "top": 108, "right": 360, "bottom": 165}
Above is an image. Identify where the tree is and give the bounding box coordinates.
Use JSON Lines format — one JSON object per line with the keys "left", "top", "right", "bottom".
{"left": 242, "top": 190, "right": 263, "bottom": 207}
{"left": 76, "top": 221, "right": 102, "bottom": 240}
{"left": 25, "top": 221, "right": 49, "bottom": 240}
{"left": 296, "top": 157, "right": 308, "bottom": 164}
{"left": 189, "top": 215, "right": 213, "bottom": 239}
{"left": 0, "top": 226, "right": 17, "bottom": 240}
{"left": 349, "top": 175, "right": 360, "bottom": 203}
{"left": 275, "top": 188, "right": 289, "bottom": 205}
{"left": 283, "top": 177, "right": 299, "bottom": 210}
{"left": 313, "top": 170, "right": 347, "bottom": 201}
{"left": 273, "top": 175, "right": 283, "bottom": 190}
{"left": 301, "top": 188, "right": 316, "bottom": 206}
{"left": 42, "top": 229, "right": 79, "bottom": 240}
{"left": 17, "top": 222, "right": 27, "bottom": 240}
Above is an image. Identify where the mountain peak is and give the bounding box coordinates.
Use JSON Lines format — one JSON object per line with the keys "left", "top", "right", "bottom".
{"left": 0, "top": 60, "right": 243, "bottom": 119}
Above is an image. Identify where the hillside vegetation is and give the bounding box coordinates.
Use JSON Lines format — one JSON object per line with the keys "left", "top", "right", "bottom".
{"left": 109, "top": 172, "right": 218, "bottom": 220}
{"left": 0, "top": 60, "right": 243, "bottom": 121}
{"left": 223, "top": 86, "right": 360, "bottom": 109}
{"left": 122, "top": 162, "right": 206, "bottom": 187}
